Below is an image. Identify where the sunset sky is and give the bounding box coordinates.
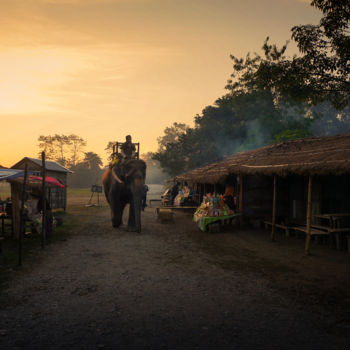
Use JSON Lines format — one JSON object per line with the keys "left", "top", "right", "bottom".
{"left": 0, "top": 0, "right": 320, "bottom": 167}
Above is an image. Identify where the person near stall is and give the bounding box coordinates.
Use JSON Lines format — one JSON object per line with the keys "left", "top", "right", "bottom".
{"left": 170, "top": 182, "right": 180, "bottom": 205}
{"left": 30, "top": 188, "right": 53, "bottom": 238}
{"left": 223, "top": 183, "right": 236, "bottom": 211}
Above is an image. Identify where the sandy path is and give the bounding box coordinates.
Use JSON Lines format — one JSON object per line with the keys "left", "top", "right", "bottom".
{"left": 0, "top": 202, "right": 350, "bottom": 349}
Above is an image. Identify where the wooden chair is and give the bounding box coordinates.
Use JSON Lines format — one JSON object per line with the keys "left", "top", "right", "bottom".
{"left": 113, "top": 142, "right": 140, "bottom": 160}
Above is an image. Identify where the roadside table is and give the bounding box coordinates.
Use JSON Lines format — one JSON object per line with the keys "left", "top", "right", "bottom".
{"left": 313, "top": 213, "right": 350, "bottom": 250}
{"left": 193, "top": 212, "right": 240, "bottom": 232}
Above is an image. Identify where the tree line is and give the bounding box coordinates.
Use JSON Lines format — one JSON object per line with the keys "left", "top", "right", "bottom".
{"left": 37, "top": 1, "right": 349, "bottom": 183}
{"left": 153, "top": 0, "right": 350, "bottom": 176}
{"left": 37, "top": 134, "right": 167, "bottom": 187}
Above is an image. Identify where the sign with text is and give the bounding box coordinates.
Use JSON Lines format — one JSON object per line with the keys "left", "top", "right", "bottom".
{"left": 91, "top": 185, "right": 103, "bottom": 193}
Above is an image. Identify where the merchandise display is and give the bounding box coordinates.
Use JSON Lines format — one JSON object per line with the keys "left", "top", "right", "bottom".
{"left": 193, "top": 193, "right": 238, "bottom": 231}
{"left": 194, "top": 193, "right": 235, "bottom": 218}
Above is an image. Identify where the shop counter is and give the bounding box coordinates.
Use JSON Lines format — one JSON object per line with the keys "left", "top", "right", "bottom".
{"left": 193, "top": 212, "right": 240, "bottom": 232}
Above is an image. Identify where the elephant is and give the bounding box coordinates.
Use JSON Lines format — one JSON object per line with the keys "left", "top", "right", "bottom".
{"left": 102, "top": 159, "right": 146, "bottom": 232}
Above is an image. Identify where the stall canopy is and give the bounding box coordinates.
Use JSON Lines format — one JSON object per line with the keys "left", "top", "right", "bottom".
{"left": 0, "top": 168, "right": 35, "bottom": 181}
{"left": 0, "top": 168, "right": 64, "bottom": 188}
{"left": 29, "top": 176, "right": 65, "bottom": 188}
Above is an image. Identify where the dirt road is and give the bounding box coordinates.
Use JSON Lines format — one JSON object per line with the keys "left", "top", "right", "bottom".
{"left": 1, "top": 198, "right": 350, "bottom": 349}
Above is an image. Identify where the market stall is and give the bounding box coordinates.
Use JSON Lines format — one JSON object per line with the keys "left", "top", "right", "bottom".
{"left": 193, "top": 193, "right": 240, "bottom": 232}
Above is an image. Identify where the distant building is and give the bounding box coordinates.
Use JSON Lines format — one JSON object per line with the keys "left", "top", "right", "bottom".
{"left": 11, "top": 157, "right": 72, "bottom": 210}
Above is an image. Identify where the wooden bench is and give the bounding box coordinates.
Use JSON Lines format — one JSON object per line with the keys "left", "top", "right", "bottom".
{"left": 310, "top": 224, "right": 332, "bottom": 231}
{"left": 293, "top": 226, "right": 329, "bottom": 235}
{"left": 311, "top": 225, "right": 350, "bottom": 250}
{"left": 327, "top": 227, "right": 350, "bottom": 250}
{"left": 264, "top": 221, "right": 291, "bottom": 237}
{"left": 292, "top": 226, "right": 330, "bottom": 244}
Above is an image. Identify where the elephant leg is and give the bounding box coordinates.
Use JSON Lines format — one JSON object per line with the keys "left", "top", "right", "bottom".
{"left": 127, "top": 202, "right": 136, "bottom": 231}
{"left": 111, "top": 199, "right": 126, "bottom": 229}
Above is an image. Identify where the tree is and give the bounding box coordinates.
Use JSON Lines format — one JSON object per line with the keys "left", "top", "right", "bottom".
{"left": 226, "top": 0, "right": 350, "bottom": 109}
{"left": 156, "top": 122, "right": 190, "bottom": 152}
{"left": 37, "top": 134, "right": 87, "bottom": 166}
{"left": 82, "top": 152, "right": 103, "bottom": 170}
{"left": 68, "top": 152, "right": 104, "bottom": 188}
{"left": 53, "top": 134, "right": 71, "bottom": 166}
{"left": 153, "top": 1, "right": 350, "bottom": 177}
{"left": 68, "top": 134, "right": 87, "bottom": 167}
{"left": 38, "top": 135, "right": 55, "bottom": 160}
{"left": 105, "top": 141, "right": 115, "bottom": 161}
{"left": 152, "top": 123, "right": 192, "bottom": 176}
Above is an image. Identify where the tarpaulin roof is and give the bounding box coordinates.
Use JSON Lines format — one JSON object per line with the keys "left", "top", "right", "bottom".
{"left": 1, "top": 168, "right": 65, "bottom": 188}
{"left": 0, "top": 168, "right": 35, "bottom": 181}
{"left": 29, "top": 176, "right": 65, "bottom": 188}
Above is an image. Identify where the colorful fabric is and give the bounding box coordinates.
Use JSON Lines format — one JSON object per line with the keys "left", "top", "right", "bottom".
{"left": 29, "top": 176, "right": 65, "bottom": 188}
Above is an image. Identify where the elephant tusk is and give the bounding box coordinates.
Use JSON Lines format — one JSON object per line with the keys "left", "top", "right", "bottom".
{"left": 112, "top": 170, "right": 123, "bottom": 184}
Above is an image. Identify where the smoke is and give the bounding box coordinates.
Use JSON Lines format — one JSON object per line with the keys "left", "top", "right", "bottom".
{"left": 144, "top": 159, "right": 168, "bottom": 184}
{"left": 212, "top": 119, "right": 270, "bottom": 160}
{"left": 311, "top": 102, "right": 350, "bottom": 136}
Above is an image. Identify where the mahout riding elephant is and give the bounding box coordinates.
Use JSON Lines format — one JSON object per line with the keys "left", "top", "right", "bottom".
{"left": 102, "top": 159, "right": 146, "bottom": 232}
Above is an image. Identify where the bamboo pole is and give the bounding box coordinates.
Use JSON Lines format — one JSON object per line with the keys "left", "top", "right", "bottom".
{"left": 239, "top": 175, "right": 243, "bottom": 214}
{"left": 305, "top": 175, "right": 313, "bottom": 255}
{"left": 18, "top": 164, "right": 28, "bottom": 266}
{"left": 41, "top": 152, "right": 46, "bottom": 248}
{"left": 238, "top": 175, "right": 244, "bottom": 226}
{"left": 270, "top": 175, "right": 277, "bottom": 241}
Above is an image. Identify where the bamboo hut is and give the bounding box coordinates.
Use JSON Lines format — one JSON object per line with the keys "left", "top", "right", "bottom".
{"left": 174, "top": 134, "right": 350, "bottom": 253}
{"left": 11, "top": 157, "right": 72, "bottom": 210}
{"left": 1, "top": 167, "right": 66, "bottom": 239}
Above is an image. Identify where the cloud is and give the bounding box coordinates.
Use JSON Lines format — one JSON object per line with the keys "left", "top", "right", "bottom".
{"left": 0, "top": 0, "right": 173, "bottom": 49}
{"left": 25, "top": 0, "right": 133, "bottom": 3}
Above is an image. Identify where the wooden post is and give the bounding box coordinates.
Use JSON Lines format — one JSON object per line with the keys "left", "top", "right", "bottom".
{"left": 239, "top": 175, "right": 243, "bottom": 214}
{"left": 305, "top": 175, "right": 313, "bottom": 255}
{"left": 41, "top": 152, "right": 46, "bottom": 248}
{"left": 238, "top": 175, "right": 244, "bottom": 226}
{"left": 48, "top": 188, "right": 52, "bottom": 208}
{"left": 11, "top": 183, "right": 20, "bottom": 239}
{"left": 270, "top": 175, "right": 277, "bottom": 241}
{"left": 18, "top": 164, "right": 28, "bottom": 266}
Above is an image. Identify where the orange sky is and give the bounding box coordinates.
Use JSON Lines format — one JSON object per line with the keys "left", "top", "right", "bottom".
{"left": 0, "top": 0, "right": 320, "bottom": 167}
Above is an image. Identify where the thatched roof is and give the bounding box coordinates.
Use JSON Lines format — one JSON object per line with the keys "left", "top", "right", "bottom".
{"left": 174, "top": 134, "right": 350, "bottom": 184}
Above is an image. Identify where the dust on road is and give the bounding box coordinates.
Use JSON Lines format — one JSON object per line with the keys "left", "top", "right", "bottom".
{"left": 1, "top": 196, "right": 350, "bottom": 350}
